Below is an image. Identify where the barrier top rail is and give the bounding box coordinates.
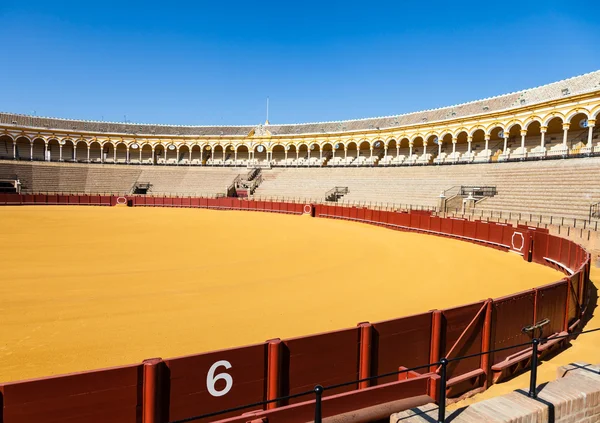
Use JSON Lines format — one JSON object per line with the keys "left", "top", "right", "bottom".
{"left": 170, "top": 327, "right": 600, "bottom": 423}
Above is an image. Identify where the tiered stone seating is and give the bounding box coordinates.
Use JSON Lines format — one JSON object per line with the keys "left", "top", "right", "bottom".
{"left": 137, "top": 166, "right": 245, "bottom": 196}
{"left": 254, "top": 158, "right": 600, "bottom": 219}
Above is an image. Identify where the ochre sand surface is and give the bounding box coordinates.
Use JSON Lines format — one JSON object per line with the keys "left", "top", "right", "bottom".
{"left": 0, "top": 206, "right": 562, "bottom": 383}
{"left": 450, "top": 265, "right": 600, "bottom": 410}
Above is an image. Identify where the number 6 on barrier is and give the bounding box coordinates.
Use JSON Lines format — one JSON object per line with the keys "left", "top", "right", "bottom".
{"left": 206, "top": 360, "right": 233, "bottom": 397}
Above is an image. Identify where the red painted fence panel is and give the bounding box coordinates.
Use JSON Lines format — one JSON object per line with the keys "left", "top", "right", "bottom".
{"left": 166, "top": 344, "right": 267, "bottom": 422}
{"left": 371, "top": 312, "right": 432, "bottom": 385}
{"left": 282, "top": 327, "right": 361, "bottom": 402}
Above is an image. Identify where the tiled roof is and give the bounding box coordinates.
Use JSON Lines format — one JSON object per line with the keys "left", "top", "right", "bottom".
{"left": 1, "top": 70, "right": 599, "bottom": 137}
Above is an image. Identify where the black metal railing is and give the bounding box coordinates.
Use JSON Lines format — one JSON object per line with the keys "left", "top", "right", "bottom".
{"left": 169, "top": 327, "right": 600, "bottom": 423}
{"left": 591, "top": 202, "right": 600, "bottom": 220}
{"left": 460, "top": 185, "right": 497, "bottom": 198}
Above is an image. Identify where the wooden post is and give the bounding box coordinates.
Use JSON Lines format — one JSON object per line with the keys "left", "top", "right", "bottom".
{"left": 266, "top": 339, "right": 281, "bottom": 409}
{"left": 430, "top": 310, "right": 443, "bottom": 373}
{"left": 142, "top": 358, "right": 162, "bottom": 423}
{"left": 480, "top": 300, "right": 493, "bottom": 389}
{"left": 358, "top": 322, "right": 372, "bottom": 389}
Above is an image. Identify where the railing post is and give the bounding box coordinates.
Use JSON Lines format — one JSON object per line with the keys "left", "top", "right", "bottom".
{"left": 314, "top": 385, "right": 324, "bottom": 423}
{"left": 437, "top": 358, "right": 447, "bottom": 423}
{"left": 528, "top": 339, "right": 539, "bottom": 398}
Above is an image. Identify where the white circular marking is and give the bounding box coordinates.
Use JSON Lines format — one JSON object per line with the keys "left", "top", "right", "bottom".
{"left": 206, "top": 360, "right": 233, "bottom": 397}
{"left": 116, "top": 196, "right": 127, "bottom": 205}
{"left": 511, "top": 231, "right": 525, "bottom": 251}
{"left": 303, "top": 205, "right": 312, "bottom": 214}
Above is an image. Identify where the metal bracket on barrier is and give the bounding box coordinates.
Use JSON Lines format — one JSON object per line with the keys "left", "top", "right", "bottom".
{"left": 522, "top": 318, "right": 550, "bottom": 338}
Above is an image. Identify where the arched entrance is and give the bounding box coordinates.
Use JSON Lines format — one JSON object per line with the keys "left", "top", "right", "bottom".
{"left": 568, "top": 112, "right": 591, "bottom": 154}
{"left": 116, "top": 143, "right": 128, "bottom": 163}
{"left": 179, "top": 145, "right": 190, "bottom": 164}
{"left": 75, "top": 140, "right": 88, "bottom": 162}
{"left": 154, "top": 144, "right": 165, "bottom": 164}
{"left": 16, "top": 136, "right": 31, "bottom": 161}
{"left": 285, "top": 144, "right": 296, "bottom": 166}
{"left": 89, "top": 141, "right": 102, "bottom": 162}
{"left": 102, "top": 142, "right": 115, "bottom": 163}
{"left": 62, "top": 139, "right": 75, "bottom": 161}
{"left": 545, "top": 117, "right": 565, "bottom": 156}
{"left": 47, "top": 139, "right": 60, "bottom": 161}
{"left": 235, "top": 145, "right": 249, "bottom": 166}
{"left": 272, "top": 144, "right": 285, "bottom": 165}
{"left": 190, "top": 145, "right": 201, "bottom": 165}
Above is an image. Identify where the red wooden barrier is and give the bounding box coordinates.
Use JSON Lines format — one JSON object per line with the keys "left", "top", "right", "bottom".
{"left": 282, "top": 328, "right": 361, "bottom": 402}
{"left": 371, "top": 313, "right": 432, "bottom": 385}
{"left": 0, "top": 364, "right": 142, "bottom": 423}
{"left": 165, "top": 344, "right": 267, "bottom": 422}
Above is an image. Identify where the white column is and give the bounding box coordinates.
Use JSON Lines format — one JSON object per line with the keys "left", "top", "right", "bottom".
{"left": 234, "top": 150, "right": 238, "bottom": 165}
{"left": 126, "top": 147, "right": 130, "bottom": 164}
{"left": 59, "top": 144, "right": 63, "bottom": 161}
{"left": 87, "top": 145, "right": 90, "bottom": 162}
{"left": 438, "top": 141, "right": 442, "bottom": 157}
{"left": 484, "top": 135, "right": 490, "bottom": 152}
{"left": 396, "top": 145, "right": 400, "bottom": 157}
{"left": 562, "top": 123, "right": 569, "bottom": 146}
{"left": 284, "top": 149, "right": 288, "bottom": 166}
{"left": 113, "top": 146, "right": 117, "bottom": 162}
{"left": 344, "top": 148, "right": 347, "bottom": 160}
{"left": 587, "top": 120, "right": 596, "bottom": 148}
{"left": 222, "top": 149, "right": 226, "bottom": 164}
{"left": 452, "top": 138, "right": 457, "bottom": 154}
{"left": 151, "top": 147, "right": 155, "bottom": 165}
{"left": 540, "top": 128, "right": 546, "bottom": 149}
{"left": 409, "top": 141, "right": 413, "bottom": 157}
{"left": 12, "top": 141, "right": 16, "bottom": 159}
{"left": 423, "top": 142, "right": 427, "bottom": 156}
{"left": 296, "top": 149, "right": 299, "bottom": 162}
{"left": 503, "top": 136, "right": 508, "bottom": 153}
{"left": 383, "top": 147, "right": 387, "bottom": 158}
{"left": 520, "top": 130, "right": 526, "bottom": 150}
{"left": 44, "top": 143, "right": 48, "bottom": 161}
{"left": 30, "top": 142, "right": 33, "bottom": 160}
{"left": 140, "top": 148, "right": 143, "bottom": 163}
{"left": 73, "top": 145, "right": 77, "bottom": 162}
{"left": 369, "top": 147, "right": 373, "bottom": 158}
{"left": 467, "top": 136, "right": 472, "bottom": 154}
{"left": 189, "top": 148, "right": 192, "bottom": 164}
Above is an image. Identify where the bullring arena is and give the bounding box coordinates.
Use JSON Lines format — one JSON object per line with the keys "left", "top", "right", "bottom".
{"left": 1, "top": 71, "right": 600, "bottom": 423}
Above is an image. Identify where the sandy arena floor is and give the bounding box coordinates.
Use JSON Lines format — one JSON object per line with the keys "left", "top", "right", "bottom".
{"left": 0, "top": 206, "right": 565, "bottom": 383}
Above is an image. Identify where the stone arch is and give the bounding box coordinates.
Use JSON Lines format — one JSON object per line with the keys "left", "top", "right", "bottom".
{"left": 89, "top": 141, "right": 102, "bottom": 162}
{"left": 269, "top": 144, "right": 284, "bottom": 165}
{"left": 74, "top": 140, "right": 88, "bottom": 162}
{"left": 178, "top": 144, "right": 190, "bottom": 164}
{"left": 0, "top": 134, "right": 13, "bottom": 159}
{"left": 47, "top": 138, "right": 61, "bottom": 161}
{"left": 115, "top": 142, "right": 128, "bottom": 163}
{"left": 253, "top": 144, "right": 267, "bottom": 163}
{"left": 61, "top": 138, "right": 75, "bottom": 161}
{"left": 542, "top": 113, "right": 565, "bottom": 127}
{"left": 190, "top": 144, "right": 202, "bottom": 164}
{"left": 14, "top": 136, "right": 30, "bottom": 160}
{"left": 345, "top": 141, "right": 358, "bottom": 162}
{"left": 212, "top": 144, "right": 224, "bottom": 165}
{"left": 567, "top": 112, "right": 591, "bottom": 148}
{"left": 32, "top": 137, "right": 46, "bottom": 161}
{"left": 140, "top": 143, "right": 153, "bottom": 163}
{"left": 523, "top": 116, "right": 543, "bottom": 129}
{"left": 357, "top": 140, "right": 370, "bottom": 158}
{"left": 154, "top": 144, "right": 166, "bottom": 164}
{"left": 321, "top": 142, "right": 333, "bottom": 161}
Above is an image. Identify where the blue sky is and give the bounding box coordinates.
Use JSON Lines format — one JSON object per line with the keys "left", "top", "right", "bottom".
{"left": 1, "top": 0, "right": 599, "bottom": 125}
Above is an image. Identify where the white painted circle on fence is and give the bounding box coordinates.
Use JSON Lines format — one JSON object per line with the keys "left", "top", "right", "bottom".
{"left": 116, "top": 196, "right": 127, "bottom": 205}
{"left": 511, "top": 231, "right": 525, "bottom": 251}
{"left": 303, "top": 205, "right": 312, "bottom": 214}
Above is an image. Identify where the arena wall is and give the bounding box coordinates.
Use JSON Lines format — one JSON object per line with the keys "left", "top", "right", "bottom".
{"left": 0, "top": 194, "right": 592, "bottom": 423}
